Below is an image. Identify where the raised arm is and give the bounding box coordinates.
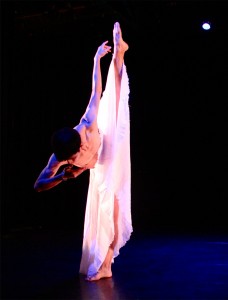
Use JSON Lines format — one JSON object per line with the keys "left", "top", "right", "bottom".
{"left": 75, "top": 41, "right": 111, "bottom": 129}
{"left": 34, "top": 41, "right": 111, "bottom": 192}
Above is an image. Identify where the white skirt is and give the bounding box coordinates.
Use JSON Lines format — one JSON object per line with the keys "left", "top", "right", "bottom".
{"left": 79, "top": 59, "right": 133, "bottom": 277}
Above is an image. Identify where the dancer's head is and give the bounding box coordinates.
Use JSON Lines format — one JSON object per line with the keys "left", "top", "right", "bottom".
{"left": 51, "top": 127, "right": 81, "bottom": 161}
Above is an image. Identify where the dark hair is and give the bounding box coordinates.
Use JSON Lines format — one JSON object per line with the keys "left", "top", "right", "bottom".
{"left": 51, "top": 127, "right": 81, "bottom": 161}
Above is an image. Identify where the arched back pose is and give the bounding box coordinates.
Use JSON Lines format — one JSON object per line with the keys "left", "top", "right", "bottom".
{"left": 34, "top": 22, "right": 132, "bottom": 281}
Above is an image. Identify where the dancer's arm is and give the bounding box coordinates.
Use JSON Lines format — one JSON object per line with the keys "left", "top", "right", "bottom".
{"left": 34, "top": 154, "right": 87, "bottom": 192}
{"left": 34, "top": 42, "right": 111, "bottom": 192}
{"left": 75, "top": 41, "right": 111, "bottom": 131}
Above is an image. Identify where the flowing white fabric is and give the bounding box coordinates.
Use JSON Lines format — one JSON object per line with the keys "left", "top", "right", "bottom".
{"left": 79, "top": 59, "right": 132, "bottom": 277}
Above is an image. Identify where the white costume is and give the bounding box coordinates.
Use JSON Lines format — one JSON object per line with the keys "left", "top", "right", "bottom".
{"left": 79, "top": 59, "right": 133, "bottom": 277}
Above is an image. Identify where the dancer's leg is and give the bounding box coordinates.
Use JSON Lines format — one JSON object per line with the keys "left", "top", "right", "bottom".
{"left": 113, "top": 21, "right": 129, "bottom": 122}
{"left": 86, "top": 22, "right": 128, "bottom": 281}
{"left": 86, "top": 197, "right": 118, "bottom": 281}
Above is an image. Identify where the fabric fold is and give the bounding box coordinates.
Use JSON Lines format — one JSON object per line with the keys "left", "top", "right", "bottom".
{"left": 79, "top": 59, "right": 132, "bottom": 277}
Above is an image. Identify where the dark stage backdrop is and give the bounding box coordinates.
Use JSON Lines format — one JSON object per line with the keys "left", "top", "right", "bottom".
{"left": 1, "top": 1, "right": 228, "bottom": 234}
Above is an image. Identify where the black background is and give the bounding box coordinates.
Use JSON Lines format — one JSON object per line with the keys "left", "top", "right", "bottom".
{"left": 1, "top": 0, "right": 228, "bottom": 234}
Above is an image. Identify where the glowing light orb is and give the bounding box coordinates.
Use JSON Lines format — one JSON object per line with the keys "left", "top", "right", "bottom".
{"left": 202, "top": 22, "right": 211, "bottom": 30}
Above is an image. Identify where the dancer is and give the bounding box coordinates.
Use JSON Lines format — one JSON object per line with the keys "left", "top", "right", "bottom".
{"left": 34, "top": 22, "right": 132, "bottom": 281}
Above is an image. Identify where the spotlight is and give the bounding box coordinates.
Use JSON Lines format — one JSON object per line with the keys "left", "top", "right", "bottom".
{"left": 202, "top": 22, "right": 211, "bottom": 30}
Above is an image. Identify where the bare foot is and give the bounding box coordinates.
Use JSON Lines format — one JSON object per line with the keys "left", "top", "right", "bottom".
{"left": 113, "top": 21, "right": 129, "bottom": 54}
{"left": 85, "top": 268, "right": 112, "bottom": 281}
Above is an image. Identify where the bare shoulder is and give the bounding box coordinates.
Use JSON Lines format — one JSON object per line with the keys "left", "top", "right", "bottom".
{"left": 74, "top": 114, "right": 88, "bottom": 129}
{"left": 74, "top": 117, "right": 96, "bottom": 134}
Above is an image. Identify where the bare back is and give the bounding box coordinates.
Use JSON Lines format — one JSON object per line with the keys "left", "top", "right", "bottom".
{"left": 72, "top": 120, "right": 101, "bottom": 168}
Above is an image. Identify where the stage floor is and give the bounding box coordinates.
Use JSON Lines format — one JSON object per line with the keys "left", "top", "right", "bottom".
{"left": 2, "top": 228, "right": 228, "bottom": 300}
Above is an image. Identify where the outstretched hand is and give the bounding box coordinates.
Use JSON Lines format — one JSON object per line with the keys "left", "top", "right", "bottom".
{"left": 95, "top": 41, "right": 111, "bottom": 59}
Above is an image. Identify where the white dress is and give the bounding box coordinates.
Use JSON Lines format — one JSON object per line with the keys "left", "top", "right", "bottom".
{"left": 79, "top": 59, "right": 133, "bottom": 277}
